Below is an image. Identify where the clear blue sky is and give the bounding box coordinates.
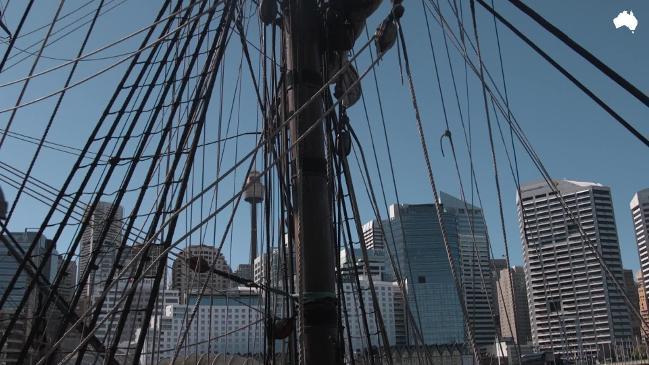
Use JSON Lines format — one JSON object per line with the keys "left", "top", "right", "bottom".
{"left": 0, "top": 0, "right": 647, "bottom": 274}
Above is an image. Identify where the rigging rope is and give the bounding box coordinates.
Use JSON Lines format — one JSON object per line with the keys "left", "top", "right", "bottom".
{"left": 396, "top": 22, "right": 481, "bottom": 364}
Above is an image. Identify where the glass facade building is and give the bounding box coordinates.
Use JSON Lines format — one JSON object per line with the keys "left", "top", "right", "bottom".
{"left": 370, "top": 203, "right": 465, "bottom": 345}
{"left": 440, "top": 192, "right": 497, "bottom": 349}
{"left": 0, "top": 232, "right": 52, "bottom": 365}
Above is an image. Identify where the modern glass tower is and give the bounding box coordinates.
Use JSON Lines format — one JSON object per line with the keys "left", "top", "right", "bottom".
{"left": 366, "top": 203, "right": 465, "bottom": 345}
{"left": 0, "top": 232, "right": 53, "bottom": 364}
{"left": 440, "top": 192, "right": 497, "bottom": 349}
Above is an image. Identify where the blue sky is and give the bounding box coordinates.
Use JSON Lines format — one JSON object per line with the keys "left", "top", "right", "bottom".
{"left": 0, "top": 0, "right": 647, "bottom": 274}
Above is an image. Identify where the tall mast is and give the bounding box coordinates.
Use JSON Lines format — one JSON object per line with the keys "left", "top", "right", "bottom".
{"left": 282, "top": 0, "right": 339, "bottom": 363}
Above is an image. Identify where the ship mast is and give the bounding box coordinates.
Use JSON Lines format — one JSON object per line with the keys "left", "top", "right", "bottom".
{"left": 282, "top": 0, "right": 340, "bottom": 363}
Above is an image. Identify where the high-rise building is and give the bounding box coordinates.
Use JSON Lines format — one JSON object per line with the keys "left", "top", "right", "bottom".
{"left": 365, "top": 194, "right": 498, "bottom": 349}
{"left": 622, "top": 269, "right": 642, "bottom": 341}
{"left": 364, "top": 203, "right": 465, "bottom": 346}
{"left": 0, "top": 232, "right": 53, "bottom": 365}
{"left": 172, "top": 245, "right": 234, "bottom": 298}
{"left": 53, "top": 255, "right": 77, "bottom": 303}
{"left": 440, "top": 192, "right": 497, "bottom": 349}
{"left": 78, "top": 202, "right": 124, "bottom": 297}
{"left": 638, "top": 272, "right": 649, "bottom": 340}
{"left": 253, "top": 248, "right": 281, "bottom": 286}
{"left": 491, "top": 258, "right": 509, "bottom": 337}
{"left": 82, "top": 243, "right": 167, "bottom": 363}
{"left": 491, "top": 259, "right": 508, "bottom": 272}
{"left": 631, "top": 188, "right": 649, "bottom": 341}
{"left": 340, "top": 248, "right": 386, "bottom": 281}
{"left": 497, "top": 266, "right": 531, "bottom": 345}
{"left": 518, "top": 180, "right": 631, "bottom": 360}
{"left": 235, "top": 263, "right": 253, "bottom": 281}
{"left": 362, "top": 220, "right": 386, "bottom": 251}
{"left": 0, "top": 185, "right": 7, "bottom": 220}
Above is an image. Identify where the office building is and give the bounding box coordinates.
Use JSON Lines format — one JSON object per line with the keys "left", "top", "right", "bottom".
{"left": 491, "top": 258, "right": 508, "bottom": 338}
{"left": 78, "top": 202, "right": 124, "bottom": 297}
{"left": 631, "top": 188, "right": 649, "bottom": 340}
{"left": 638, "top": 272, "right": 649, "bottom": 340}
{"left": 89, "top": 243, "right": 166, "bottom": 348}
{"left": 365, "top": 203, "right": 465, "bottom": 346}
{"left": 622, "top": 270, "right": 642, "bottom": 341}
{"left": 253, "top": 248, "right": 281, "bottom": 286}
{"left": 140, "top": 289, "right": 265, "bottom": 364}
{"left": 235, "top": 263, "right": 253, "bottom": 281}
{"left": 171, "top": 245, "right": 234, "bottom": 298}
{"left": 53, "top": 255, "right": 77, "bottom": 303}
{"left": 341, "top": 278, "right": 397, "bottom": 351}
{"left": 440, "top": 192, "right": 497, "bottom": 349}
{"left": 497, "top": 266, "right": 531, "bottom": 345}
{"left": 340, "top": 247, "right": 386, "bottom": 281}
{"left": 0, "top": 232, "right": 53, "bottom": 364}
{"left": 362, "top": 220, "right": 386, "bottom": 251}
{"left": 518, "top": 180, "right": 631, "bottom": 360}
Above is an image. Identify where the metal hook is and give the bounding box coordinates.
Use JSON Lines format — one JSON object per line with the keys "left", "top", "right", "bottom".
{"left": 440, "top": 129, "right": 452, "bottom": 157}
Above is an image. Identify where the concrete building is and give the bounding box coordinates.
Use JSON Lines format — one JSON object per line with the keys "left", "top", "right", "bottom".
{"left": 638, "top": 272, "right": 649, "bottom": 340}
{"left": 78, "top": 202, "right": 124, "bottom": 297}
{"left": 440, "top": 192, "right": 497, "bottom": 350}
{"left": 235, "top": 263, "right": 253, "bottom": 281}
{"left": 518, "top": 180, "right": 631, "bottom": 360}
{"left": 341, "top": 278, "right": 397, "bottom": 352}
{"left": 88, "top": 243, "right": 167, "bottom": 349}
{"left": 631, "top": 189, "right": 649, "bottom": 340}
{"left": 497, "top": 266, "right": 531, "bottom": 345}
{"left": 623, "top": 269, "right": 642, "bottom": 341}
{"left": 362, "top": 220, "right": 386, "bottom": 251}
{"left": 53, "top": 255, "right": 77, "bottom": 303}
{"left": 340, "top": 247, "right": 386, "bottom": 281}
{"left": 139, "top": 289, "right": 265, "bottom": 364}
{"left": 491, "top": 258, "right": 508, "bottom": 338}
{"left": 253, "top": 248, "right": 281, "bottom": 287}
{"left": 172, "top": 245, "right": 234, "bottom": 298}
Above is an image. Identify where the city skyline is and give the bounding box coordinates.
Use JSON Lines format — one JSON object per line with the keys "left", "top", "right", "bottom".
{"left": 3, "top": 183, "right": 649, "bottom": 362}
{"left": 0, "top": 0, "right": 647, "bottom": 363}
{"left": 0, "top": 1, "right": 646, "bottom": 275}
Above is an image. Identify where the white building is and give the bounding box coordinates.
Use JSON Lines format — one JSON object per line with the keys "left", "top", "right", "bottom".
{"left": 340, "top": 248, "right": 386, "bottom": 281}
{"left": 518, "top": 180, "right": 631, "bottom": 360}
{"left": 362, "top": 220, "right": 386, "bottom": 251}
{"left": 139, "top": 288, "right": 265, "bottom": 365}
{"left": 340, "top": 277, "right": 397, "bottom": 353}
{"left": 80, "top": 243, "right": 170, "bottom": 362}
{"left": 631, "top": 189, "right": 649, "bottom": 319}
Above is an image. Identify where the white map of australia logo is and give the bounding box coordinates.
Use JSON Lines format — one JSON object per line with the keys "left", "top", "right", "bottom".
{"left": 613, "top": 10, "right": 638, "bottom": 33}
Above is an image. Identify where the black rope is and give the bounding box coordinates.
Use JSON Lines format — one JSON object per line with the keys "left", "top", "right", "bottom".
{"left": 507, "top": 0, "right": 649, "bottom": 108}
{"left": 397, "top": 22, "right": 481, "bottom": 364}
{"left": 475, "top": 0, "right": 648, "bottom": 148}
{"left": 0, "top": 0, "right": 177, "bottom": 360}
{"left": 0, "top": 0, "right": 34, "bottom": 71}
